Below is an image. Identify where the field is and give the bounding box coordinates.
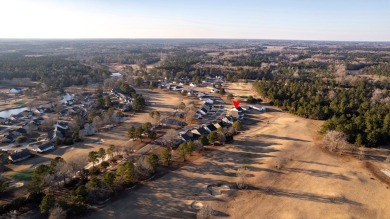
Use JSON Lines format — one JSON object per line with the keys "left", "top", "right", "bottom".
{"left": 86, "top": 86, "right": 390, "bottom": 219}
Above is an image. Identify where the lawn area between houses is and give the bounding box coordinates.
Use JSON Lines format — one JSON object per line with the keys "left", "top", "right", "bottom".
{"left": 9, "top": 169, "right": 33, "bottom": 181}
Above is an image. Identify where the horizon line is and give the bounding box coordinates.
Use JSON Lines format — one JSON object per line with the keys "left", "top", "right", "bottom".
{"left": 0, "top": 37, "right": 389, "bottom": 43}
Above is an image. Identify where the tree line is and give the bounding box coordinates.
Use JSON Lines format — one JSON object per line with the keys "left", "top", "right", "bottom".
{"left": 254, "top": 79, "right": 389, "bottom": 146}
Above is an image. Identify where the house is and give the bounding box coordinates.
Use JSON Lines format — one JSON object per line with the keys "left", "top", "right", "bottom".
{"left": 161, "top": 118, "right": 187, "bottom": 127}
{"left": 190, "top": 83, "right": 197, "bottom": 87}
{"left": 191, "top": 127, "right": 209, "bottom": 136}
{"left": 110, "top": 72, "right": 122, "bottom": 78}
{"left": 20, "top": 111, "right": 33, "bottom": 119}
{"left": 56, "top": 121, "right": 69, "bottom": 130}
{"left": 229, "top": 109, "right": 245, "bottom": 120}
{"left": 9, "top": 114, "right": 24, "bottom": 121}
{"left": 8, "top": 150, "right": 32, "bottom": 162}
{"left": 9, "top": 88, "right": 23, "bottom": 94}
{"left": 52, "top": 122, "right": 70, "bottom": 142}
{"left": 83, "top": 123, "right": 96, "bottom": 136}
{"left": 180, "top": 132, "right": 200, "bottom": 142}
{"left": 1, "top": 134, "right": 16, "bottom": 143}
{"left": 34, "top": 143, "right": 55, "bottom": 153}
{"left": 213, "top": 82, "right": 223, "bottom": 89}
{"left": 223, "top": 116, "right": 235, "bottom": 125}
{"left": 205, "top": 124, "right": 217, "bottom": 133}
{"left": 204, "top": 99, "right": 214, "bottom": 105}
{"left": 210, "top": 88, "right": 220, "bottom": 93}
{"left": 59, "top": 109, "right": 69, "bottom": 116}
{"left": 11, "top": 128, "right": 27, "bottom": 136}
{"left": 172, "top": 86, "right": 183, "bottom": 91}
{"left": 197, "top": 108, "right": 208, "bottom": 115}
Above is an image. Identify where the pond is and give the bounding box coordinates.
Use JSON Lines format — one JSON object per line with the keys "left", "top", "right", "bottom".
{"left": 0, "top": 107, "right": 28, "bottom": 118}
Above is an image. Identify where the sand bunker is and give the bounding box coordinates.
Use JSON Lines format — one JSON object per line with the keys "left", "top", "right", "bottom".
{"left": 381, "top": 169, "right": 390, "bottom": 178}
{"left": 191, "top": 201, "right": 204, "bottom": 210}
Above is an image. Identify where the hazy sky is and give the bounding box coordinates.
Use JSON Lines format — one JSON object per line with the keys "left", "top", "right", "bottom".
{"left": 1, "top": 0, "right": 389, "bottom": 41}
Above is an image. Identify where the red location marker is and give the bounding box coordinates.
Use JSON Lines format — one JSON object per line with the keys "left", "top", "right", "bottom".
{"left": 232, "top": 99, "right": 240, "bottom": 109}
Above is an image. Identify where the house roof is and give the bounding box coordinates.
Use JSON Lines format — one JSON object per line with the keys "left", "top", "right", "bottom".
{"left": 200, "top": 108, "right": 208, "bottom": 113}
{"left": 180, "top": 133, "right": 192, "bottom": 141}
{"left": 206, "top": 124, "right": 217, "bottom": 131}
{"left": 15, "top": 128, "right": 27, "bottom": 134}
{"left": 38, "top": 143, "right": 54, "bottom": 150}
{"left": 9, "top": 150, "right": 31, "bottom": 160}
{"left": 195, "top": 127, "right": 209, "bottom": 135}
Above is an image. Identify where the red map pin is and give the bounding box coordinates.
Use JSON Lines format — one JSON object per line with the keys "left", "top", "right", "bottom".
{"left": 232, "top": 99, "right": 240, "bottom": 109}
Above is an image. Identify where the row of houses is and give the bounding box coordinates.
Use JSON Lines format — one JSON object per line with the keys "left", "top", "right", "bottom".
{"left": 178, "top": 116, "right": 236, "bottom": 145}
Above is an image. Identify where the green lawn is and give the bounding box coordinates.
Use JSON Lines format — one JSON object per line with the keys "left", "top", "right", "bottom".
{"left": 13, "top": 100, "right": 27, "bottom": 105}
{"left": 10, "top": 169, "right": 33, "bottom": 181}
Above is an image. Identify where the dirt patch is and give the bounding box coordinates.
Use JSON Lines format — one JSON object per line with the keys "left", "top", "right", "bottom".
{"left": 366, "top": 162, "right": 390, "bottom": 185}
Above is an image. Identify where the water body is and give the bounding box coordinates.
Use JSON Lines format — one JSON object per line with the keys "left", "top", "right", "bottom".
{"left": 0, "top": 107, "right": 28, "bottom": 118}
{"left": 0, "top": 93, "right": 73, "bottom": 118}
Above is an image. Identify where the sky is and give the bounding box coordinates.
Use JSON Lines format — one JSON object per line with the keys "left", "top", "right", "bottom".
{"left": 0, "top": 0, "right": 389, "bottom": 41}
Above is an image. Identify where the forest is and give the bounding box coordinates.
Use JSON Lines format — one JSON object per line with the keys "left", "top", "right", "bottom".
{"left": 254, "top": 79, "right": 390, "bottom": 146}
{"left": 0, "top": 54, "right": 109, "bottom": 89}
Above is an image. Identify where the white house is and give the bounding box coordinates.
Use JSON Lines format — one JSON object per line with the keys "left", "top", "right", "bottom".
{"left": 34, "top": 143, "right": 55, "bottom": 153}
{"left": 9, "top": 88, "right": 23, "bottom": 94}
{"left": 204, "top": 99, "right": 214, "bottom": 105}
{"left": 110, "top": 72, "right": 122, "bottom": 77}
{"left": 190, "top": 83, "right": 197, "bottom": 87}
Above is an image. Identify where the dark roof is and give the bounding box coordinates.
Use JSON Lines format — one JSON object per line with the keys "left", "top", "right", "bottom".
{"left": 9, "top": 150, "right": 31, "bottom": 161}
{"left": 217, "top": 122, "right": 228, "bottom": 128}
{"left": 161, "top": 119, "right": 187, "bottom": 127}
{"left": 56, "top": 126, "right": 67, "bottom": 133}
{"left": 180, "top": 133, "right": 192, "bottom": 141}
{"left": 5, "top": 134, "right": 17, "bottom": 140}
{"left": 200, "top": 108, "right": 208, "bottom": 113}
{"left": 112, "top": 88, "right": 122, "bottom": 94}
{"left": 196, "top": 127, "right": 209, "bottom": 135}
{"left": 57, "top": 121, "right": 69, "bottom": 127}
{"left": 15, "top": 128, "right": 27, "bottom": 134}
{"left": 12, "top": 114, "right": 24, "bottom": 119}
{"left": 192, "top": 133, "right": 201, "bottom": 140}
{"left": 206, "top": 124, "right": 217, "bottom": 131}
{"left": 38, "top": 143, "right": 54, "bottom": 150}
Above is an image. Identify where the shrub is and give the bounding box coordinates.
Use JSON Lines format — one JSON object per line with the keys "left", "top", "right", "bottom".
{"left": 101, "top": 161, "right": 109, "bottom": 169}
{"left": 89, "top": 167, "right": 100, "bottom": 175}
{"left": 197, "top": 205, "right": 214, "bottom": 219}
{"left": 63, "top": 138, "right": 74, "bottom": 145}
{"left": 15, "top": 136, "right": 27, "bottom": 143}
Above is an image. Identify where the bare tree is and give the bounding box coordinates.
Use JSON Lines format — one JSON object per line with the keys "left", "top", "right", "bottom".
{"left": 322, "top": 130, "right": 349, "bottom": 153}
{"left": 67, "top": 156, "right": 88, "bottom": 177}
{"left": 92, "top": 116, "right": 103, "bottom": 131}
{"left": 194, "top": 140, "right": 203, "bottom": 151}
{"left": 371, "top": 89, "right": 386, "bottom": 104}
{"left": 236, "top": 166, "right": 249, "bottom": 189}
{"left": 41, "top": 115, "right": 57, "bottom": 131}
{"left": 49, "top": 206, "right": 66, "bottom": 219}
{"left": 217, "top": 132, "right": 226, "bottom": 145}
{"left": 184, "top": 104, "right": 197, "bottom": 124}
{"left": 197, "top": 205, "right": 214, "bottom": 219}
{"left": 334, "top": 64, "right": 347, "bottom": 85}
{"left": 163, "top": 129, "right": 178, "bottom": 148}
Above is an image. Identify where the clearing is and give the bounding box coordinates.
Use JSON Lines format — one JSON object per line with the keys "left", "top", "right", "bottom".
{"left": 87, "top": 108, "right": 390, "bottom": 218}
